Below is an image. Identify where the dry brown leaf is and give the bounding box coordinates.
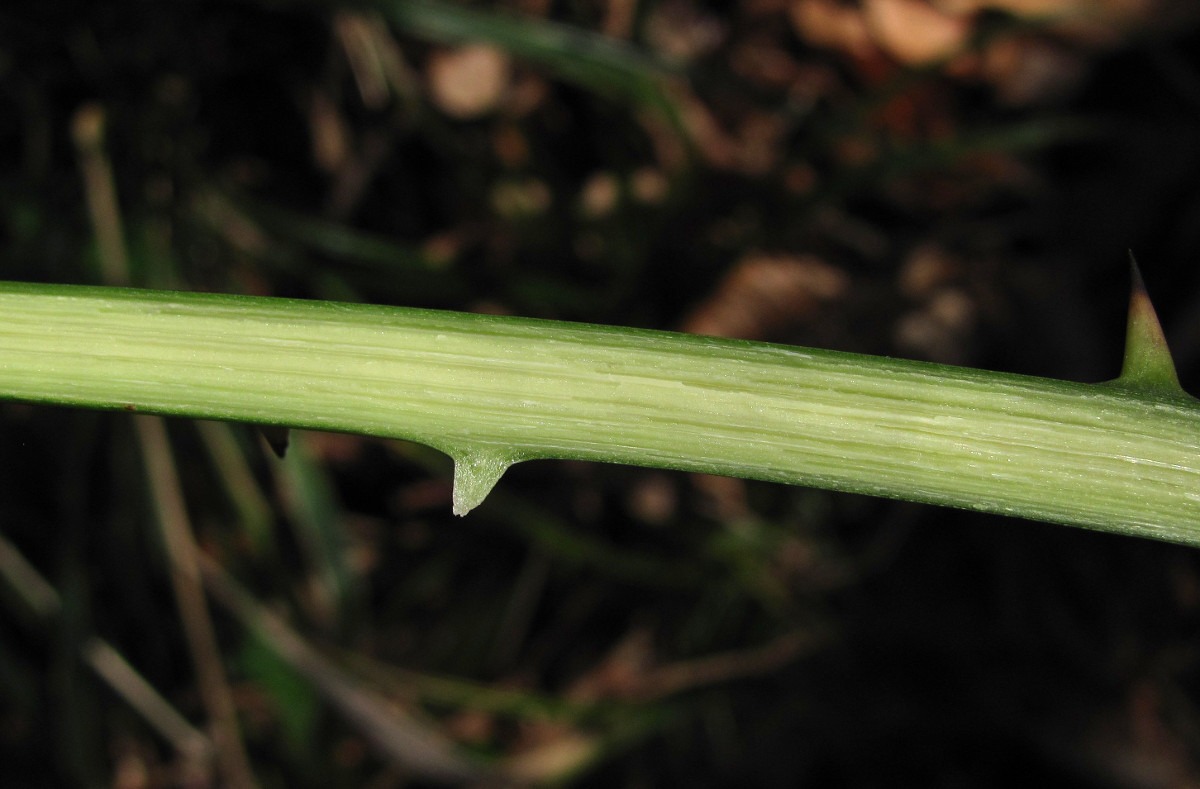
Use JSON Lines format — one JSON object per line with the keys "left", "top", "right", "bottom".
{"left": 492, "top": 122, "right": 530, "bottom": 168}
{"left": 792, "top": 0, "right": 1173, "bottom": 107}
{"left": 732, "top": 111, "right": 789, "bottom": 174}
{"left": 669, "top": 90, "right": 741, "bottom": 169}
{"left": 944, "top": 0, "right": 1163, "bottom": 44}
{"left": 690, "top": 473, "right": 750, "bottom": 521}
{"left": 943, "top": 0, "right": 1149, "bottom": 21}
{"left": 427, "top": 44, "right": 512, "bottom": 119}
{"left": 565, "top": 627, "right": 656, "bottom": 702}
{"left": 864, "top": 0, "right": 972, "bottom": 65}
{"left": 631, "top": 631, "right": 819, "bottom": 701}
{"left": 978, "top": 35, "right": 1087, "bottom": 104}
{"left": 502, "top": 731, "right": 601, "bottom": 783}
{"left": 682, "top": 254, "right": 849, "bottom": 341}
{"left": 630, "top": 167, "right": 669, "bottom": 203}
{"left": 897, "top": 242, "right": 962, "bottom": 298}
{"left": 307, "top": 90, "right": 350, "bottom": 173}
{"left": 730, "top": 38, "right": 804, "bottom": 89}
{"left": 626, "top": 474, "right": 678, "bottom": 524}
{"left": 789, "top": 0, "right": 875, "bottom": 60}
{"left": 894, "top": 245, "right": 976, "bottom": 363}
{"left": 602, "top": 0, "right": 638, "bottom": 38}
{"left": 579, "top": 171, "right": 620, "bottom": 218}
{"left": 334, "top": 12, "right": 415, "bottom": 110}
{"left": 643, "top": 0, "right": 726, "bottom": 62}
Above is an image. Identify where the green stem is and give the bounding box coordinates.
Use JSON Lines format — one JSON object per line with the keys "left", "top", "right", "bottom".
{"left": 1, "top": 282, "right": 1198, "bottom": 543}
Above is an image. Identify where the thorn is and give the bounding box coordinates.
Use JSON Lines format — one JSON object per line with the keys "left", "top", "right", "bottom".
{"left": 1117, "top": 252, "right": 1182, "bottom": 392}
{"left": 450, "top": 449, "right": 513, "bottom": 516}
{"left": 258, "top": 425, "right": 290, "bottom": 458}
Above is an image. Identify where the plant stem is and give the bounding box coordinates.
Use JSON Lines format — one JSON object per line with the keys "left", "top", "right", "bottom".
{"left": 1, "top": 282, "right": 1197, "bottom": 544}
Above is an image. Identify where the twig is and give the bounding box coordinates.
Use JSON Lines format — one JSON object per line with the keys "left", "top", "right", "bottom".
{"left": 135, "top": 415, "right": 259, "bottom": 789}
{"left": 198, "top": 554, "right": 485, "bottom": 783}
{"left": 0, "top": 533, "right": 214, "bottom": 781}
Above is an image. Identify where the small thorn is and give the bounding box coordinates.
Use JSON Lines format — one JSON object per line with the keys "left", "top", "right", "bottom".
{"left": 1117, "top": 253, "right": 1182, "bottom": 392}
{"left": 450, "top": 449, "right": 513, "bottom": 516}
{"left": 258, "top": 425, "right": 290, "bottom": 458}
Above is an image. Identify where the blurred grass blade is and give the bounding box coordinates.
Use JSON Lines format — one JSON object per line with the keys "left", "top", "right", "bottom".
{"left": 82, "top": 640, "right": 214, "bottom": 776}
{"left": 237, "top": 634, "right": 320, "bottom": 757}
{"left": 195, "top": 421, "right": 276, "bottom": 554}
{"left": 199, "top": 555, "right": 485, "bottom": 782}
{"left": 486, "top": 489, "right": 704, "bottom": 588}
{"left": 192, "top": 192, "right": 469, "bottom": 302}
{"left": 343, "top": 648, "right": 677, "bottom": 784}
{"left": 344, "top": 652, "right": 596, "bottom": 720}
{"left": 134, "top": 416, "right": 259, "bottom": 788}
{"left": 0, "top": 533, "right": 214, "bottom": 774}
{"left": 812, "top": 118, "right": 1095, "bottom": 208}
{"left": 71, "top": 105, "right": 129, "bottom": 286}
{"left": 235, "top": 197, "right": 439, "bottom": 271}
{"left": 0, "top": 531, "right": 62, "bottom": 622}
{"left": 380, "top": 0, "right": 687, "bottom": 122}
{"left": 272, "top": 432, "right": 355, "bottom": 627}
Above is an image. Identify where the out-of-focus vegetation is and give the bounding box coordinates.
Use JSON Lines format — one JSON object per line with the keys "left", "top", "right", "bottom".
{"left": 3, "top": 0, "right": 1200, "bottom": 786}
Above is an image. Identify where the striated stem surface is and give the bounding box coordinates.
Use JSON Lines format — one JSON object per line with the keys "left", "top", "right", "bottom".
{"left": 0, "top": 282, "right": 1197, "bottom": 542}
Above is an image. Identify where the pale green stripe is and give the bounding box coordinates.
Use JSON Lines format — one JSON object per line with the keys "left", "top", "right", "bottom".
{"left": 0, "top": 282, "right": 1197, "bottom": 543}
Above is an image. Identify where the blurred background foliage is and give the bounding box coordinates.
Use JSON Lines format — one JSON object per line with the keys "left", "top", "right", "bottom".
{"left": 3, "top": 0, "right": 1200, "bottom": 786}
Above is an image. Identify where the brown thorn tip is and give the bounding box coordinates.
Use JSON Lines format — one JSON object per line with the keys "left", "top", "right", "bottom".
{"left": 1118, "top": 252, "right": 1181, "bottom": 392}
{"left": 1128, "top": 250, "right": 1147, "bottom": 297}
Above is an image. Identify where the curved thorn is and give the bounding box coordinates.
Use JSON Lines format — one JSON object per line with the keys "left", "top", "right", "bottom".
{"left": 257, "top": 425, "right": 290, "bottom": 458}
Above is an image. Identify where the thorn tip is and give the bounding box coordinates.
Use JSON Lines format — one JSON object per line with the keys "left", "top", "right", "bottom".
{"left": 1117, "top": 253, "right": 1182, "bottom": 393}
